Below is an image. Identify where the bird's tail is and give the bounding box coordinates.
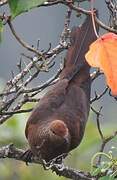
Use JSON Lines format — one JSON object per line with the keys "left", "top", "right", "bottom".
{"left": 60, "top": 14, "right": 99, "bottom": 84}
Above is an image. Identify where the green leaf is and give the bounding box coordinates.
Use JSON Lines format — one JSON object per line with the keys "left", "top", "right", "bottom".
{"left": 8, "top": 0, "right": 46, "bottom": 18}
{"left": 91, "top": 166, "right": 102, "bottom": 176}
{"left": 99, "top": 176, "right": 115, "bottom": 180}
{"left": 0, "top": 19, "right": 3, "bottom": 42}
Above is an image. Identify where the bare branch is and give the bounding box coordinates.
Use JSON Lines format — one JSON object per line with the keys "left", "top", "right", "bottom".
{"left": 109, "top": 89, "right": 117, "bottom": 101}
{"left": 0, "top": 108, "right": 33, "bottom": 115}
{"left": 90, "top": 87, "right": 108, "bottom": 104}
{"left": 0, "top": 0, "right": 7, "bottom": 6}
{"left": 6, "top": 18, "right": 44, "bottom": 57}
{"left": 91, "top": 106, "right": 104, "bottom": 140}
{"left": 90, "top": 70, "right": 103, "bottom": 82}
{"left": 91, "top": 106, "right": 117, "bottom": 165}
{"left": 97, "top": 130, "right": 117, "bottom": 165}
{"left": 95, "top": 16, "right": 117, "bottom": 33}
{"left": 0, "top": 144, "right": 94, "bottom": 180}
{"left": 59, "top": 7, "right": 72, "bottom": 45}
{"left": 0, "top": 8, "right": 70, "bottom": 124}
{"left": 105, "top": 0, "right": 117, "bottom": 29}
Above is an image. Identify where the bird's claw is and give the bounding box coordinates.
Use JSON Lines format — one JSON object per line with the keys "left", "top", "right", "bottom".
{"left": 51, "top": 153, "right": 68, "bottom": 164}
{"left": 55, "top": 163, "right": 64, "bottom": 171}
{"left": 41, "top": 159, "right": 64, "bottom": 171}
{"left": 20, "top": 149, "right": 33, "bottom": 165}
{"left": 41, "top": 159, "right": 54, "bottom": 170}
{"left": 42, "top": 153, "right": 67, "bottom": 170}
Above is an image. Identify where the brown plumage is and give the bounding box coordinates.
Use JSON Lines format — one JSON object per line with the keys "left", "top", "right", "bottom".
{"left": 25, "top": 15, "right": 98, "bottom": 162}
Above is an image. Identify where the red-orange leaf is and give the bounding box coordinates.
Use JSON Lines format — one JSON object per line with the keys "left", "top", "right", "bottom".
{"left": 85, "top": 33, "right": 117, "bottom": 96}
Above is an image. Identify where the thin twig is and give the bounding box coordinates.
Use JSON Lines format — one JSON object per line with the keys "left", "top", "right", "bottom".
{"left": 90, "top": 70, "right": 103, "bottom": 82}
{"left": 91, "top": 106, "right": 104, "bottom": 140}
{"left": 0, "top": 108, "right": 33, "bottom": 115}
{"left": 7, "top": 18, "right": 44, "bottom": 57}
{"left": 90, "top": 0, "right": 99, "bottom": 38}
{"left": 95, "top": 16, "right": 117, "bottom": 33}
{"left": 97, "top": 130, "right": 117, "bottom": 165}
{"left": 91, "top": 106, "right": 117, "bottom": 165}
{"left": 90, "top": 87, "right": 108, "bottom": 104}
{"left": 0, "top": 0, "right": 7, "bottom": 6}
{"left": 60, "top": 7, "right": 72, "bottom": 45}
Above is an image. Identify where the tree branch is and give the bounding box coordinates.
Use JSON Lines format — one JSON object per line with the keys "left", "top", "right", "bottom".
{"left": 0, "top": 0, "right": 7, "bottom": 7}
{"left": 7, "top": 18, "right": 43, "bottom": 57}
{"left": 0, "top": 144, "right": 94, "bottom": 180}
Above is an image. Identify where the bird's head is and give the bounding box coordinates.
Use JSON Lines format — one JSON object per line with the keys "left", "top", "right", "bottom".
{"left": 49, "top": 120, "right": 70, "bottom": 146}
{"left": 27, "top": 119, "right": 70, "bottom": 162}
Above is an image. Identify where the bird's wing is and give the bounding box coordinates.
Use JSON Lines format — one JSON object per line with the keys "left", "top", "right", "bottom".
{"left": 25, "top": 78, "right": 69, "bottom": 138}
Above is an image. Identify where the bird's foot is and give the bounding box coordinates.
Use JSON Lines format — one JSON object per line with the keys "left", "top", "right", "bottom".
{"left": 51, "top": 153, "right": 67, "bottom": 171}
{"left": 54, "top": 153, "right": 67, "bottom": 164}
{"left": 41, "top": 159, "right": 54, "bottom": 170}
{"left": 42, "top": 153, "right": 67, "bottom": 171}
{"left": 49, "top": 153, "right": 67, "bottom": 165}
{"left": 41, "top": 159, "right": 64, "bottom": 171}
{"left": 20, "top": 149, "right": 33, "bottom": 165}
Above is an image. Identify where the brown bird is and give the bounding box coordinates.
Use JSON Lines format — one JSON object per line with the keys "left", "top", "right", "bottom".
{"left": 24, "top": 14, "right": 98, "bottom": 163}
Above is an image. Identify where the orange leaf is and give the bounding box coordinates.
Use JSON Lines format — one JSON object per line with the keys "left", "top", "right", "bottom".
{"left": 85, "top": 33, "right": 117, "bottom": 96}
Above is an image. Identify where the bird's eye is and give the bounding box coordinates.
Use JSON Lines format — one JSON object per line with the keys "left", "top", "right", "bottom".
{"left": 51, "top": 129, "right": 56, "bottom": 135}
